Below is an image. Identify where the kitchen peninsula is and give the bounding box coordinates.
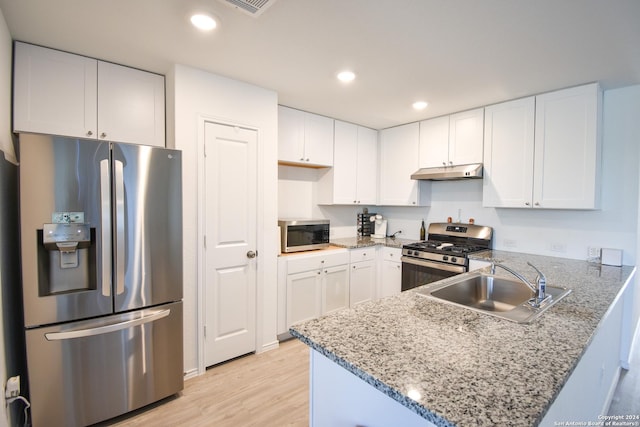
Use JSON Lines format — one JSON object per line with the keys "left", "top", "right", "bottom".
{"left": 290, "top": 251, "right": 637, "bottom": 427}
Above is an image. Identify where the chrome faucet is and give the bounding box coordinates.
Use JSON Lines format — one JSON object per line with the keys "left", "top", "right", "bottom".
{"left": 490, "top": 261, "right": 548, "bottom": 307}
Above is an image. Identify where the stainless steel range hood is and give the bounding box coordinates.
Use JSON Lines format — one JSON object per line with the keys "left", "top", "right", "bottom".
{"left": 411, "top": 163, "right": 483, "bottom": 181}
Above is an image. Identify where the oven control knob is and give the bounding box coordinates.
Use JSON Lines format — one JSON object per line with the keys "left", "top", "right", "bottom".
{"left": 443, "top": 256, "right": 449, "bottom": 261}
{"left": 451, "top": 257, "right": 458, "bottom": 263}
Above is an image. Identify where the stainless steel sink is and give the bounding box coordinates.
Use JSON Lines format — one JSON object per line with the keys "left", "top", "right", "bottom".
{"left": 416, "top": 272, "right": 571, "bottom": 323}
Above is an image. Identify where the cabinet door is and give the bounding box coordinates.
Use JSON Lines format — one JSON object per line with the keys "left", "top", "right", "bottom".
{"left": 304, "top": 113, "right": 334, "bottom": 167}
{"left": 483, "top": 97, "right": 535, "bottom": 208}
{"left": 13, "top": 42, "right": 97, "bottom": 138}
{"left": 331, "top": 120, "right": 358, "bottom": 203}
{"left": 322, "top": 264, "right": 350, "bottom": 315}
{"left": 349, "top": 260, "right": 376, "bottom": 307}
{"left": 98, "top": 61, "right": 165, "bottom": 147}
{"left": 278, "top": 106, "right": 305, "bottom": 163}
{"left": 449, "top": 108, "right": 484, "bottom": 165}
{"left": 533, "top": 83, "right": 601, "bottom": 209}
{"left": 286, "top": 270, "right": 321, "bottom": 328}
{"left": 355, "top": 126, "right": 378, "bottom": 205}
{"left": 379, "top": 123, "right": 420, "bottom": 206}
{"left": 419, "top": 115, "right": 449, "bottom": 168}
{"left": 380, "top": 260, "right": 402, "bottom": 298}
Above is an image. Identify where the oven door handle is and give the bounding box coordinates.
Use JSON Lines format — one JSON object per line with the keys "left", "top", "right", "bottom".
{"left": 401, "top": 256, "right": 466, "bottom": 273}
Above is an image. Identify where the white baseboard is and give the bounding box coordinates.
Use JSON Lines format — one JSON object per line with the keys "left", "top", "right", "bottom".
{"left": 183, "top": 368, "right": 199, "bottom": 380}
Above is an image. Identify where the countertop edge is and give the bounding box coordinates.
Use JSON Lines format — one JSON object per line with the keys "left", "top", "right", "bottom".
{"left": 289, "top": 329, "right": 456, "bottom": 427}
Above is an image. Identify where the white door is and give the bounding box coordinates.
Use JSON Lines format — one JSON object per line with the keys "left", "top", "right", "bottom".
{"left": 204, "top": 122, "right": 257, "bottom": 367}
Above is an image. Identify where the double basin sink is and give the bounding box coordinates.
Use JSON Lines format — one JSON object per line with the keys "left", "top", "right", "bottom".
{"left": 416, "top": 271, "right": 571, "bottom": 323}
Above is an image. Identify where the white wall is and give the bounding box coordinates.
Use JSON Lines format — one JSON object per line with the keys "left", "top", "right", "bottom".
{"left": 170, "top": 64, "right": 279, "bottom": 375}
{"left": 0, "top": 7, "right": 13, "bottom": 164}
{"left": 0, "top": 6, "right": 12, "bottom": 427}
{"left": 280, "top": 85, "right": 640, "bottom": 265}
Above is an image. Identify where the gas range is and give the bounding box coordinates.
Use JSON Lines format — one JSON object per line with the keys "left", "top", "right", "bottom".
{"left": 403, "top": 222, "right": 493, "bottom": 265}
{"left": 401, "top": 222, "right": 493, "bottom": 291}
{"left": 402, "top": 240, "right": 489, "bottom": 267}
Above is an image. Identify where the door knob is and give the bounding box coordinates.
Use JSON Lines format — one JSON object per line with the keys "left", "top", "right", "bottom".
{"left": 246, "top": 250, "right": 257, "bottom": 259}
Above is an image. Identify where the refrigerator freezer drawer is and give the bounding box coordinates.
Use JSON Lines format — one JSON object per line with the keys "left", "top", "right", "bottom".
{"left": 25, "top": 301, "right": 183, "bottom": 427}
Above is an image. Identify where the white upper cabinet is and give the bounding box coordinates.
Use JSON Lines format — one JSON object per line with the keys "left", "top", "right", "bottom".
{"left": 13, "top": 42, "right": 165, "bottom": 147}
{"left": 14, "top": 42, "right": 98, "bottom": 139}
{"left": 419, "top": 115, "right": 449, "bottom": 168}
{"left": 97, "top": 61, "right": 165, "bottom": 147}
{"left": 419, "top": 108, "right": 484, "bottom": 168}
{"left": 483, "top": 83, "right": 602, "bottom": 209}
{"left": 483, "top": 96, "right": 535, "bottom": 207}
{"left": 317, "top": 120, "right": 377, "bottom": 205}
{"left": 379, "top": 123, "right": 430, "bottom": 206}
{"left": 533, "top": 84, "right": 602, "bottom": 209}
{"left": 278, "top": 105, "right": 334, "bottom": 167}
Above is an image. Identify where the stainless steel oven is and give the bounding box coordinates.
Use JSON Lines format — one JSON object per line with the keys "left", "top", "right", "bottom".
{"left": 401, "top": 257, "right": 465, "bottom": 291}
{"left": 401, "top": 222, "right": 493, "bottom": 291}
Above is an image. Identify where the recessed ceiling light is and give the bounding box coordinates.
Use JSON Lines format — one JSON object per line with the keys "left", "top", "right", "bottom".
{"left": 413, "top": 101, "right": 428, "bottom": 110}
{"left": 337, "top": 70, "right": 356, "bottom": 83}
{"left": 191, "top": 13, "right": 217, "bottom": 31}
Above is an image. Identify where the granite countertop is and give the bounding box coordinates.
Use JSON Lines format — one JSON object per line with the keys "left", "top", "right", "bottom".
{"left": 290, "top": 250, "right": 636, "bottom": 427}
{"left": 330, "top": 236, "right": 417, "bottom": 249}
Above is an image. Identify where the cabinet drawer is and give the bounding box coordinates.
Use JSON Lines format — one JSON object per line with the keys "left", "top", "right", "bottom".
{"left": 381, "top": 247, "right": 402, "bottom": 262}
{"left": 287, "top": 250, "right": 349, "bottom": 274}
{"left": 349, "top": 247, "right": 376, "bottom": 263}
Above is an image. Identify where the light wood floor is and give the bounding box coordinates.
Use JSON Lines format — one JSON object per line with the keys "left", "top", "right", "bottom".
{"left": 98, "top": 327, "right": 640, "bottom": 426}
{"left": 100, "top": 339, "right": 309, "bottom": 427}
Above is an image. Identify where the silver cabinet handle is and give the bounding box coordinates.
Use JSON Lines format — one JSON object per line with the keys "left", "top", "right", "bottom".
{"left": 99, "top": 159, "right": 111, "bottom": 297}
{"left": 87, "top": 130, "right": 94, "bottom": 136}
{"left": 247, "top": 250, "right": 257, "bottom": 259}
{"left": 114, "top": 160, "right": 125, "bottom": 295}
{"left": 100, "top": 132, "right": 107, "bottom": 138}
{"left": 534, "top": 202, "right": 540, "bottom": 206}
{"left": 45, "top": 309, "right": 171, "bottom": 341}
{"left": 525, "top": 202, "right": 531, "bottom": 206}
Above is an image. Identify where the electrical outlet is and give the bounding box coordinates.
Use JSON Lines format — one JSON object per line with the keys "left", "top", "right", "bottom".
{"left": 5, "top": 375, "right": 19, "bottom": 399}
{"left": 588, "top": 247, "right": 601, "bottom": 259}
{"left": 503, "top": 239, "right": 518, "bottom": 248}
{"left": 550, "top": 243, "right": 566, "bottom": 253}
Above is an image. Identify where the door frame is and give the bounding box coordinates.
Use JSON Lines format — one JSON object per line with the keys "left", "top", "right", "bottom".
{"left": 196, "top": 115, "right": 263, "bottom": 374}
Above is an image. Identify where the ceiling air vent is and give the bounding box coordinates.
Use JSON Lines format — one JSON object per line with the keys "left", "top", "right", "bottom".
{"left": 219, "top": 0, "right": 277, "bottom": 17}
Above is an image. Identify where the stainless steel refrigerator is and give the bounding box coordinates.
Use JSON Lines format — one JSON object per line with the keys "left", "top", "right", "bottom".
{"left": 18, "top": 133, "right": 183, "bottom": 427}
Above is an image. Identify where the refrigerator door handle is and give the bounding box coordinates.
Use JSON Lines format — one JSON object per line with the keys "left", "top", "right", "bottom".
{"left": 100, "top": 159, "right": 111, "bottom": 297}
{"left": 114, "top": 159, "right": 125, "bottom": 295}
{"left": 44, "top": 309, "right": 171, "bottom": 341}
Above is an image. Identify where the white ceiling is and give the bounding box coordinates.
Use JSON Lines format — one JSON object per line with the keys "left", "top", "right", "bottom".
{"left": 1, "top": 0, "right": 639, "bottom": 130}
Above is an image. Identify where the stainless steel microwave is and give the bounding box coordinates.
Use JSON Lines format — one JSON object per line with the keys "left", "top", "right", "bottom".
{"left": 278, "top": 219, "right": 330, "bottom": 253}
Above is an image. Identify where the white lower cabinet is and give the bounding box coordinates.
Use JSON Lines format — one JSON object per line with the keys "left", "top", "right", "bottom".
{"left": 380, "top": 247, "right": 402, "bottom": 298}
{"left": 283, "top": 250, "right": 349, "bottom": 330}
{"left": 349, "top": 248, "right": 377, "bottom": 306}
{"left": 322, "top": 265, "right": 351, "bottom": 315}
{"left": 350, "top": 260, "right": 376, "bottom": 306}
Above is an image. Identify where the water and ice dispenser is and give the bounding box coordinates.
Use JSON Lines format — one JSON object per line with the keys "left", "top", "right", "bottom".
{"left": 37, "top": 220, "right": 96, "bottom": 296}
